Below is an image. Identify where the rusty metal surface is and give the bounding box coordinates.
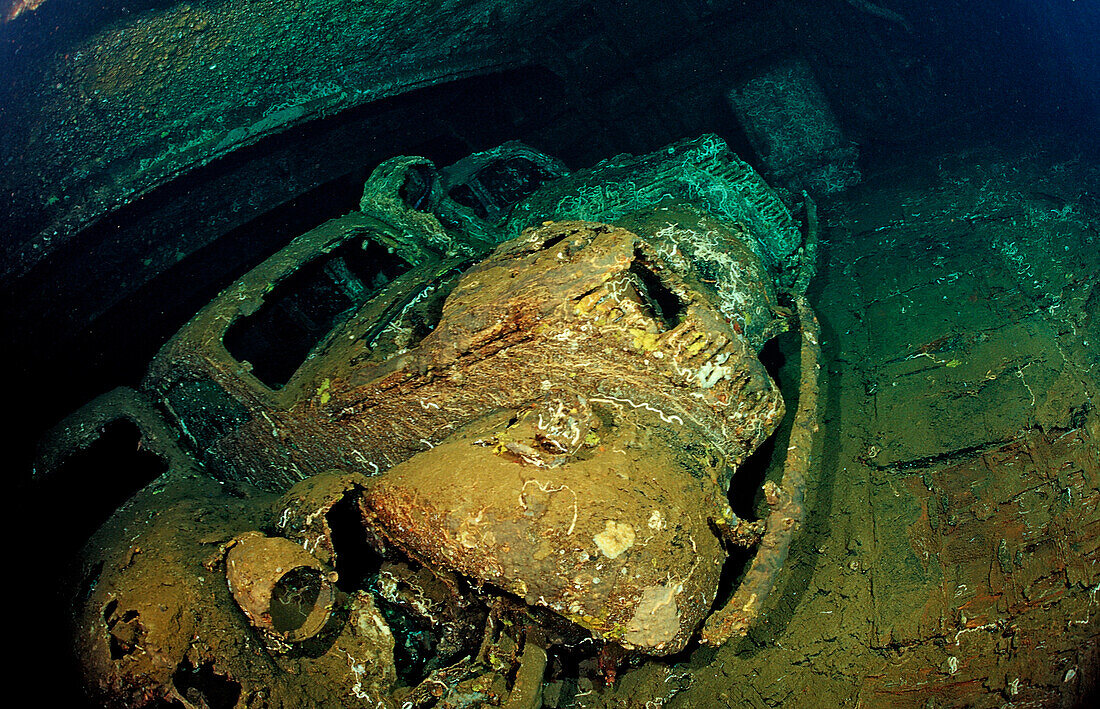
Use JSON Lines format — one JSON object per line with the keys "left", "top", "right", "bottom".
{"left": 36, "top": 137, "right": 819, "bottom": 705}
{"left": 0, "top": 0, "right": 586, "bottom": 280}
{"left": 509, "top": 135, "right": 804, "bottom": 293}
{"left": 224, "top": 531, "right": 337, "bottom": 643}
{"left": 863, "top": 426, "right": 1100, "bottom": 707}
{"left": 342, "top": 218, "right": 786, "bottom": 654}
{"left": 702, "top": 294, "right": 822, "bottom": 645}
{"left": 130, "top": 137, "right": 797, "bottom": 492}
{"left": 32, "top": 385, "right": 194, "bottom": 478}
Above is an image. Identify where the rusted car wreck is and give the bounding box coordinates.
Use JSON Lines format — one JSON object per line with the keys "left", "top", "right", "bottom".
{"left": 38, "top": 135, "right": 823, "bottom": 708}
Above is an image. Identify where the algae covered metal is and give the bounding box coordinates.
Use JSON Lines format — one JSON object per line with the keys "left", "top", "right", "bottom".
{"left": 39, "top": 135, "right": 822, "bottom": 706}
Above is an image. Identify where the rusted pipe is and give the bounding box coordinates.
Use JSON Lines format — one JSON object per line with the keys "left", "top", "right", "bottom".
{"left": 702, "top": 294, "right": 822, "bottom": 645}
{"left": 225, "top": 531, "right": 336, "bottom": 644}
{"left": 793, "top": 192, "right": 819, "bottom": 297}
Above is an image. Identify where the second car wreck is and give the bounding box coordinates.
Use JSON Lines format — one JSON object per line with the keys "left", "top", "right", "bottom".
{"left": 39, "top": 136, "right": 823, "bottom": 707}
